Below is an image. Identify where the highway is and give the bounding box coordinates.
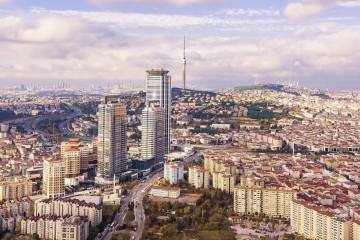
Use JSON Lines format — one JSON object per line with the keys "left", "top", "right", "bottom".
{"left": 98, "top": 171, "right": 162, "bottom": 240}
{"left": 20, "top": 104, "right": 82, "bottom": 137}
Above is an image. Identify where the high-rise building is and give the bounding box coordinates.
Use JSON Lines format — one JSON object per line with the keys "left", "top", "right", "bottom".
{"left": 97, "top": 96, "right": 127, "bottom": 180}
{"left": 61, "top": 139, "right": 91, "bottom": 176}
{"left": 141, "top": 104, "right": 165, "bottom": 165}
{"left": 164, "top": 162, "right": 184, "bottom": 184}
{"left": 146, "top": 69, "right": 171, "bottom": 154}
{"left": 43, "top": 157, "right": 65, "bottom": 198}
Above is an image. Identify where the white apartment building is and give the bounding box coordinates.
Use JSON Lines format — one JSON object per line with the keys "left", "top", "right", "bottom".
{"left": 188, "top": 165, "right": 210, "bottom": 189}
{"left": 150, "top": 186, "right": 180, "bottom": 199}
{"left": 234, "top": 186, "right": 297, "bottom": 219}
{"left": 21, "top": 216, "right": 89, "bottom": 240}
{"left": 0, "top": 176, "right": 33, "bottom": 201}
{"left": 212, "top": 172, "right": 236, "bottom": 194}
{"left": 291, "top": 199, "right": 352, "bottom": 240}
{"left": 34, "top": 198, "right": 102, "bottom": 227}
{"left": 43, "top": 157, "right": 65, "bottom": 199}
{"left": 164, "top": 162, "right": 184, "bottom": 184}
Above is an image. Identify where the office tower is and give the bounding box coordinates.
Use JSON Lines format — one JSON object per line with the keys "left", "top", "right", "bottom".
{"left": 43, "top": 157, "right": 65, "bottom": 198}
{"left": 183, "top": 36, "right": 187, "bottom": 90}
{"left": 61, "top": 139, "right": 90, "bottom": 176}
{"left": 97, "top": 96, "right": 127, "bottom": 179}
{"left": 146, "top": 69, "right": 171, "bottom": 154}
{"left": 141, "top": 103, "right": 165, "bottom": 164}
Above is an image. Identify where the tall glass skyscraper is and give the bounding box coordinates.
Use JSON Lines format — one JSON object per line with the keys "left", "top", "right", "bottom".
{"left": 141, "top": 104, "right": 165, "bottom": 164}
{"left": 145, "top": 69, "right": 171, "bottom": 154}
{"left": 97, "top": 96, "right": 127, "bottom": 180}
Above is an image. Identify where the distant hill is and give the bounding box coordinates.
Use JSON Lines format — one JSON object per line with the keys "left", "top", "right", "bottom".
{"left": 172, "top": 87, "right": 217, "bottom": 98}
{"left": 231, "top": 84, "right": 331, "bottom": 99}
{"left": 233, "top": 84, "right": 299, "bottom": 95}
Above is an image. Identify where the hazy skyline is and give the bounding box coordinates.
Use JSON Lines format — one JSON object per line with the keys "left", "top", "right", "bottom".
{"left": 0, "top": 0, "right": 359, "bottom": 90}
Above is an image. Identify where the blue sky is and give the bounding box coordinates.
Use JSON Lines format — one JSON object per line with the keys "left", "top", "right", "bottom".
{"left": 0, "top": 0, "right": 359, "bottom": 90}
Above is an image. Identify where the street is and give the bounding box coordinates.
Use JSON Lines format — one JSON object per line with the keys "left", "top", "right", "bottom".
{"left": 99, "top": 170, "right": 162, "bottom": 240}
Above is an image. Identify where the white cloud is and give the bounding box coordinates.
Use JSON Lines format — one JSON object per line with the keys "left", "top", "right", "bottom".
{"left": 0, "top": 9, "right": 359, "bottom": 89}
{"left": 0, "top": 0, "right": 13, "bottom": 4}
{"left": 223, "top": 8, "right": 280, "bottom": 17}
{"left": 88, "top": 0, "right": 218, "bottom": 6}
{"left": 284, "top": 0, "right": 360, "bottom": 20}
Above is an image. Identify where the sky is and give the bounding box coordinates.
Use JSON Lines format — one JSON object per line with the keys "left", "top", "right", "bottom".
{"left": 0, "top": 0, "right": 360, "bottom": 90}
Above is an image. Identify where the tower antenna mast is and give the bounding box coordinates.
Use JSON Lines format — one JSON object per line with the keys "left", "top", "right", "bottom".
{"left": 183, "top": 36, "right": 187, "bottom": 90}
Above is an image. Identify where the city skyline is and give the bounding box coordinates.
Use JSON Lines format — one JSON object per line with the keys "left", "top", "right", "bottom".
{"left": 0, "top": 0, "right": 359, "bottom": 90}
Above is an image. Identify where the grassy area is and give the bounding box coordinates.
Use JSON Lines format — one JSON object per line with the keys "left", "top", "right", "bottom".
{"left": 245, "top": 103, "right": 274, "bottom": 120}
{"left": 142, "top": 189, "right": 235, "bottom": 240}
{"left": 111, "top": 232, "right": 131, "bottom": 240}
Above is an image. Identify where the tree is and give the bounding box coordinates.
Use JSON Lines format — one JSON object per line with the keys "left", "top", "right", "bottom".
{"left": 160, "top": 224, "right": 177, "bottom": 238}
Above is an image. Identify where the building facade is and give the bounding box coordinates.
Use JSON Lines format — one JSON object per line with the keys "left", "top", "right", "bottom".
{"left": 43, "top": 157, "right": 65, "bottom": 199}
{"left": 20, "top": 216, "right": 89, "bottom": 240}
{"left": 150, "top": 186, "right": 180, "bottom": 199}
{"left": 234, "top": 186, "right": 297, "bottom": 219}
{"left": 291, "top": 199, "right": 352, "bottom": 240}
{"left": 0, "top": 177, "right": 33, "bottom": 201}
{"left": 145, "top": 69, "right": 171, "bottom": 154}
{"left": 34, "top": 198, "right": 102, "bottom": 227}
{"left": 97, "top": 96, "right": 127, "bottom": 179}
{"left": 188, "top": 165, "right": 210, "bottom": 189}
{"left": 61, "top": 139, "right": 91, "bottom": 176}
{"left": 141, "top": 104, "right": 165, "bottom": 165}
{"left": 164, "top": 162, "right": 184, "bottom": 184}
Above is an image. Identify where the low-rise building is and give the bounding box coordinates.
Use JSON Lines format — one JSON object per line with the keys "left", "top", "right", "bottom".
{"left": 150, "top": 186, "right": 180, "bottom": 199}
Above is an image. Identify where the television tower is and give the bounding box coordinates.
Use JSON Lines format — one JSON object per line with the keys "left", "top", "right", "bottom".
{"left": 182, "top": 36, "right": 187, "bottom": 90}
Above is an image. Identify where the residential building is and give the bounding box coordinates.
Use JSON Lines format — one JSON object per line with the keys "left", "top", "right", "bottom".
{"left": 0, "top": 177, "right": 33, "bottom": 201}
{"left": 34, "top": 198, "right": 102, "bottom": 227}
{"left": 212, "top": 172, "right": 236, "bottom": 194}
{"left": 188, "top": 165, "right": 210, "bottom": 189}
{"left": 43, "top": 157, "right": 65, "bottom": 199}
{"left": 61, "top": 139, "right": 91, "bottom": 175}
{"left": 234, "top": 186, "right": 297, "bottom": 219}
{"left": 164, "top": 162, "right": 184, "bottom": 184}
{"left": 291, "top": 199, "right": 352, "bottom": 240}
{"left": 149, "top": 186, "right": 180, "bottom": 199}
{"left": 97, "top": 96, "right": 127, "bottom": 180}
{"left": 141, "top": 104, "right": 165, "bottom": 165}
{"left": 20, "top": 216, "right": 89, "bottom": 240}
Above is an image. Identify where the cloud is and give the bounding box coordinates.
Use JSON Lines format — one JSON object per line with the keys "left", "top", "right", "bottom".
{"left": 0, "top": 0, "right": 13, "bottom": 5}
{"left": 284, "top": 0, "right": 360, "bottom": 20}
{"left": 88, "top": 0, "right": 218, "bottom": 6}
{"left": 223, "top": 8, "right": 280, "bottom": 17}
{"left": 0, "top": 9, "right": 359, "bottom": 90}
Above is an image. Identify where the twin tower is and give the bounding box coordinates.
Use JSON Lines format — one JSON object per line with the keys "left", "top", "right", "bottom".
{"left": 97, "top": 69, "right": 171, "bottom": 180}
